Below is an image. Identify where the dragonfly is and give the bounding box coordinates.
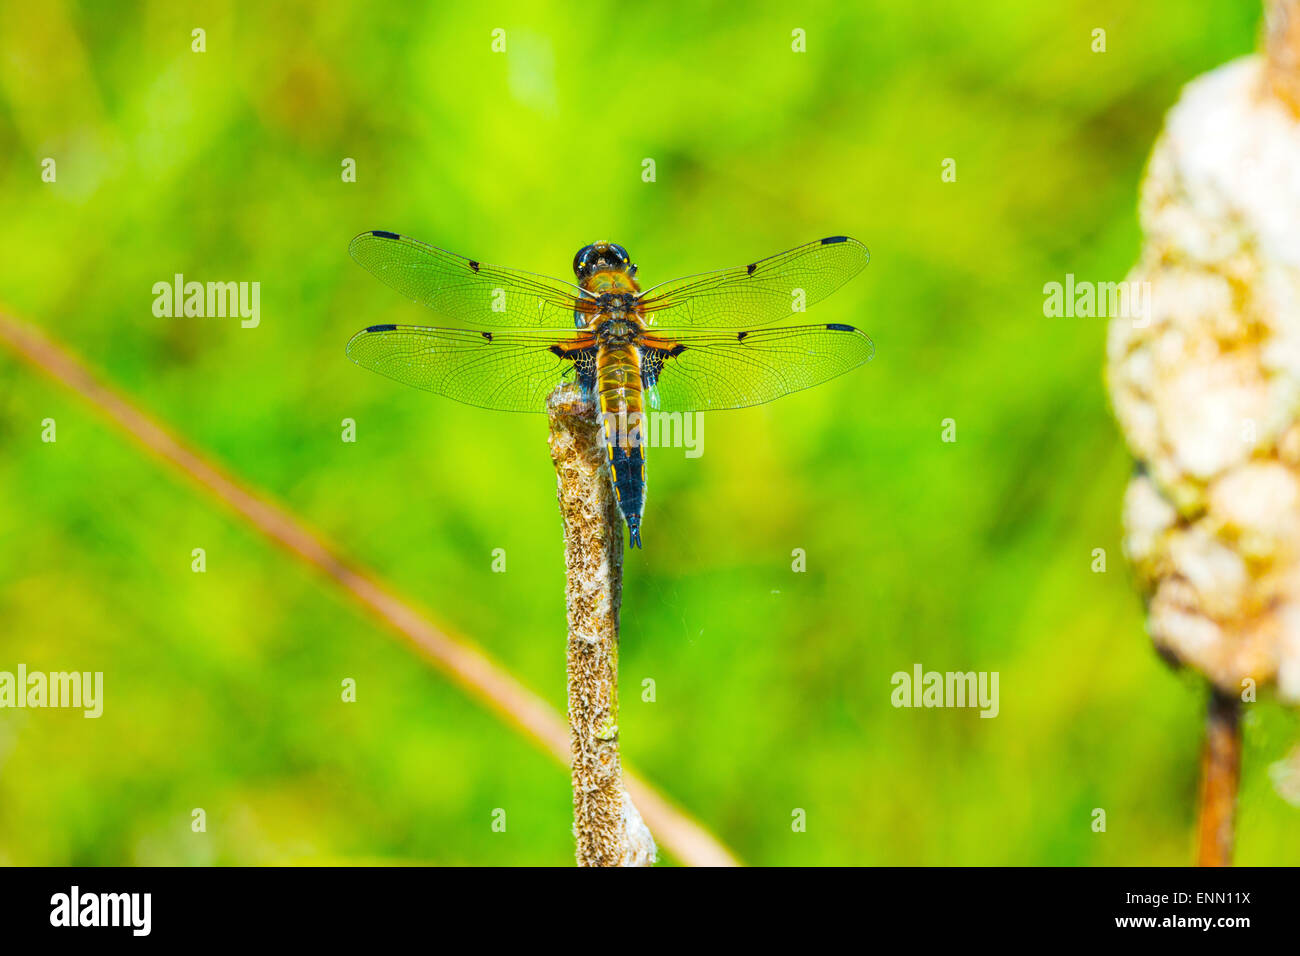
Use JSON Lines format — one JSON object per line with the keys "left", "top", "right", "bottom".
{"left": 346, "top": 230, "right": 874, "bottom": 549}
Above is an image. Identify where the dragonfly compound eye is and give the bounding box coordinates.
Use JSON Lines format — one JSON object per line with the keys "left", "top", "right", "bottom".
{"left": 572, "top": 244, "right": 597, "bottom": 278}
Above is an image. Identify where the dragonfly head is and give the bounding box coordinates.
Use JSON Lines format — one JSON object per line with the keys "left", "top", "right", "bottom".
{"left": 573, "top": 241, "right": 637, "bottom": 285}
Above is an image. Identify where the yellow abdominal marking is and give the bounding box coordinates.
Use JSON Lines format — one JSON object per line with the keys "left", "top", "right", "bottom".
{"left": 598, "top": 345, "right": 644, "bottom": 454}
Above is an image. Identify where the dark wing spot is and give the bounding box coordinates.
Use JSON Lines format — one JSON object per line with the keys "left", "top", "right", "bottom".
{"left": 746, "top": 263, "right": 757, "bottom": 275}
{"left": 365, "top": 324, "right": 397, "bottom": 332}
{"left": 468, "top": 260, "right": 481, "bottom": 272}
{"left": 737, "top": 330, "right": 749, "bottom": 340}
{"left": 549, "top": 344, "right": 566, "bottom": 358}
{"left": 667, "top": 343, "right": 687, "bottom": 357}
{"left": 826, "top": 323, "right": 855, "bottom": 332}
{"left": 481, "top": 331, "right": 493, "bottom": 341}
{"left": 371, "top": 230, "right": 401, "bottom": 240}
{"left": 821, "top": 235, "right": 849, "bottom": 245}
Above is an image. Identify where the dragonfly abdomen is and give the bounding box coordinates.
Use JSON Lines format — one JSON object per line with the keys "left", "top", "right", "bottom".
{"left": 597, "top": 344, "right": 646, "bottom": 549}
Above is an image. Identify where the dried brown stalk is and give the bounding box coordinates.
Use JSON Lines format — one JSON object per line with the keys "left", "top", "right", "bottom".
{"left": 547, "top": 383, "right": 655, "bottom": 867}
{"left": 1196, "top": 691, "right": 1243, "bottom": 867}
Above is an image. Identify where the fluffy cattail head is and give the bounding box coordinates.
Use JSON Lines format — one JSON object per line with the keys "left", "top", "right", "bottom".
{"left": 1108, "top": 42, "right": 1300, "bottom": 702}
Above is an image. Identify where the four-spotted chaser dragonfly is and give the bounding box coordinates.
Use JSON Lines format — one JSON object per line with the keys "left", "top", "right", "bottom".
{"left": 347, "top": 231, "right": 874, "bottom": 549}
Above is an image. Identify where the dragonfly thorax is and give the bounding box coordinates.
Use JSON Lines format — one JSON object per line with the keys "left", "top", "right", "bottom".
{"left": 594, "top": 292, "right": 637, "bottom": 315}
{"left": 596, "top": 316, "right": 641, "bottom": 344}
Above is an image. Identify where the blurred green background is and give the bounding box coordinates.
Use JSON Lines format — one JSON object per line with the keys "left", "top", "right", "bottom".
{"left": 1, "top": 0, "right": 1296, "bottom": 866}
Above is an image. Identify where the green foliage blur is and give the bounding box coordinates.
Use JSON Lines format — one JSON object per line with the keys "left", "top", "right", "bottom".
{"left": 0, "top": 0, "right": 1295, "bottom": 866}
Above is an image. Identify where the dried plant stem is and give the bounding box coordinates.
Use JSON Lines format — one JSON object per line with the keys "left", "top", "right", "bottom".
{"left": 1196, "top": 690, "right": 1242, "bottom": 867}
{"left": 548, "top": 383, "right": 655, "bottom": 867}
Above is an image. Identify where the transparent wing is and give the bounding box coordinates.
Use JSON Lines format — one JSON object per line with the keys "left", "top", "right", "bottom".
{"left": 350, "top": 230, "right": 593, "bottom": 329}
{"left": 640, "top": 323, "right": 874, "bottom": 412}
{"left": 636, "top": 236, "right": 869, "bottom": 329}
{"left": 346, "top": 324, "right": 596, "bottom": 413}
